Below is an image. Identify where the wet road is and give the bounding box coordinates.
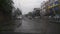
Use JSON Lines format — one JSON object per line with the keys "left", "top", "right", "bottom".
{"left": 15, "top": 17, "right": 43, "bottom": 33}
{"left": 15, "top": 16, "right": 60, "bottom": 34}
{"left": 46, "top": 22, "right": 60, "bottom": 34}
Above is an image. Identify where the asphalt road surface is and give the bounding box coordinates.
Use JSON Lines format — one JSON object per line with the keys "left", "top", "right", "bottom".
{"left": 15, "top": 16, "right": 60, "bottom": 34}
{"left": 15, "top": 17, "right": 44, "bottom": 33}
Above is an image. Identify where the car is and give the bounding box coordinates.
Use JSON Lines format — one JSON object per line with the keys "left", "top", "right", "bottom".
{"left": 16, "top": 15, "right": 22, "bottom": 20}
{"left": 12, "top": 13, "right": 22, "bottom": 28}
{"left": 15, "top": 15, "right": 22, "bottom": 27}
{"left": 48, "top": 15, "right": 60, "bottom": 23}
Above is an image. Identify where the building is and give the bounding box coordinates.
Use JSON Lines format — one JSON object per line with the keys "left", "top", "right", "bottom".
{"left": 40, "top": 0, "right": 60, "bottom": 16}
{"left": 48, "top": 0, "right": 60, "bottom": 9}
{"left": 47, "top": 0, "right": 60, "bottom": 15}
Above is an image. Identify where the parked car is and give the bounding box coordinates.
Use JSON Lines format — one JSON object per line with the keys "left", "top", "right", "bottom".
{"left": 12, "top": 9, "right": 22, "bottom": 28}
{"left": 14, "top": 15, "right": 22, "bottom": 28}
{"left": 48, "top": 15, "right": 60, "bottom": 23}
{"left": 16, "top": 15, "right": 22, "bottom": 20}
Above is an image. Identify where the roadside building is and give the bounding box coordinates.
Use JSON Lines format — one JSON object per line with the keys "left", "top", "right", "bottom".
{"left": 48, "top": 0, "right": 60, "bottom": 16}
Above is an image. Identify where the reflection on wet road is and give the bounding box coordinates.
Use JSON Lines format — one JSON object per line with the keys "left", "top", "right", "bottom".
{"left": 15, "top": 16, "right": 60, "bottom": 34}
{"left": 15, "top": 17, "right": 43, "bottom": 33}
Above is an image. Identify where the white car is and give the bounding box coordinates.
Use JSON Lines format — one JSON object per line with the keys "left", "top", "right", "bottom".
{"left": 48, "top": 15, "right": 60, "bottom": 23}
{"left": 15, "top": 15, "right": 22, "bottom": 27}
{"left": 16, "top": 15, "right": 22, "bottom": 20}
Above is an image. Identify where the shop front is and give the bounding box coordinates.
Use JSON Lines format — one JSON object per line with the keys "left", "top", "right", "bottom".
{"left": 48, "top": 0, "right": 60, "bottom": 23}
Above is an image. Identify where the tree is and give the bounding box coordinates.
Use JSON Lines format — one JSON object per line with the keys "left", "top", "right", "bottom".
{"left": 32, "top": 10, "right": 40, "bottom": 17}
{"left": 16, "top": 8, "right": 22, "bottom": 15}
{"left": 0, "top": 0, "right": 14, "bottom": 31}
{"left": 0, "top": 0, "right": 13, "bottom": 19}
{"left": 28, "top": 12, "right": 32, "bottom": 16}
{"left": 35, "top": 10, "right": 40, "bottom": 16}
{"left": 33, "top": 8, "right": 40, "bottom": 17}
{"left": 14, "top": 8, "right": 22, "bottom": 16}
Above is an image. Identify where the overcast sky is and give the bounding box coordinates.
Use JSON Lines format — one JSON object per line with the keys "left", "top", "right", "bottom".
{"left": 13, "top": 0, "right": 47, "bottom": 14}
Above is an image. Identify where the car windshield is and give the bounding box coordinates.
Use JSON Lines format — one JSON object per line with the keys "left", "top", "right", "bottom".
{"left": 0, "top": 0, "right": 60, "bottom": 34}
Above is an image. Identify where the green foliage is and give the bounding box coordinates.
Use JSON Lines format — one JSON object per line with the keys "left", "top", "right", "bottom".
{"left": 0, "top": 0, "right": 14, "bottom": 31}
{"left": 0, "top": 0, "right": 13, "bottom": 15}
{"left": 14, "top": 8, "right": 22, "bottom": 16}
